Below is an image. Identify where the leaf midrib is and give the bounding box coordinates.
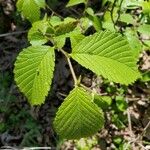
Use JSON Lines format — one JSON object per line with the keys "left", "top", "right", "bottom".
{"left": 71, "top": 53, "right": 137, "bottom": 72}
{"left": 30, "top": 49, "right": 51, "bottom": 101}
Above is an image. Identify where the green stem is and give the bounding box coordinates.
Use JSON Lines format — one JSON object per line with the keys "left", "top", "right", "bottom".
{"left": 67, "top": 57, "right": 78, "bottom": 86}
{"left": 80, "top": 84, "right": 93, "bottom": 93}
{"left": 59, "top": 49, "right": 78, "bottom": 86}
{"left": 59, "top": 48, "right": 69, "bottom": 57}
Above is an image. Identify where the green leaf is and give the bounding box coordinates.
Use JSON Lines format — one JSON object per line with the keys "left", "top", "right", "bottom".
{"left": 102, "top": 22, "right": 116, "bottom": 31}
{"left": 86, "top": 8, "right": 102, "bottom": 31}
{"left": 143, "top": 40, "right": 150, "bottom": 49}
{"left": 112, "top": 113, "right": 126, "bottom": 129}
{"left": 94, "top": 95, "right": 112, "bottom": 110}
{"left": 54, "top": 30, "right": 85, "bottom": 48}
{"left": 142, "top": 71, "right": 150, "bottom": 82}
{"left": 120, "top": 13, "right": 134, "bottom": 24}
{"left": 92, "top": 16, "right": 102, "bottom": 31}
{"left": 141, "top": 1, "right": 150, "bottom": 14}
{"left": 54, "top": 17, "right": 78, "bottom": 36}
{"left": 55, "top": 29, "right": 85, "bottom": 48}
{"left": 122, "top": 0, "right": 141, "bottom": 9}
{"left": 48, "top": 17, "right": 80, "bottom": 48}
{"left": 113, "top": 136, "right": 122, "bottom": 145}
{"left": 49, "top": 16, "right": 62, "bottom": 27}
{"left": 71, "top": 30, "right": 141, "bottom": 85}
{"left": 34, "top": 0, "right": 45, "bottom": 7}
{"left": 125, "top": 28, "right": 142, "bottom": 59}
{"left": 103, "top": 8, "right": 118, "bottom": 23}
{"left": 128, "top": 35, "right": 141, "bottom": 58}
{"left": 86, "top": 7, "right": 94, "bottom": 16}
{"left": 69, "top": 31, "right": 85, "bottom": 48}
{"left": 102, "top": 9, "right": 118, "bottom": 31}
{"left": 17, "top": 0, "right": 45, "bottom": 22}
{"left": 78, "top": 17, "right": 92, "bottom": 32}
{"left": 28, "top": 20, "right": 53, "bottom": 46}
{"left": 54, "top": 87, "right": 104, "bottom": 139}
{"left": 17, "top": 0, "right": 24, "bottom": 11}
{"left": 27, "top": 16, "right": 79, "bottom": 48}
{"left": 53, "top": 34, "right": 67, "bottom": 48}
{"left": 115, "top": 96, "right": 127, "bottom": 112}
{"left": 14, "top": 46, "right": 55, "bottom": 105}
{"left": 66, "top": 0, "right": 86, "bottom": 7}
{"left": 138, "top": 24, "right": 150, "bottom": 36}
{"left": 119, "top": 142, "right": 131, "bottom": 150}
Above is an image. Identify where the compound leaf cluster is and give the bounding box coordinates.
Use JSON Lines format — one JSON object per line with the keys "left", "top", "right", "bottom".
{"left": 14, "top": 29, "right": 140, "bottom": 139}
{"left": 28, "top": 17, "right": 81, "bottom": 48}
{"left": 14, "top": 0, "right": 145, "bottom": 141}
{"left": 14, "top": 25, "right": 141, "bottom": 139}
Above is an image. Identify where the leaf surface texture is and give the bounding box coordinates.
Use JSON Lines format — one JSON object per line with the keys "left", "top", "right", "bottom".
{"left": 14, "top": 46, "right": 55, "bottom": 105}
{"left": 17, "top": 0, "right": 45, "bottom": 22}
{"left": 54, "top": 87, "right": 104, "bottom": 139}
{"left": 71, "top": 30, "right": 141, "bottom": 84}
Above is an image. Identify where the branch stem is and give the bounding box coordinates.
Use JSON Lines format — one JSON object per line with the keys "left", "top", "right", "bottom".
{"left": 80, "top": 84, "right": 92, "bottom": 93}
{"left": 59, "top": 48, "right": 78, "bottom": 86}
{"left": 67, "top": 57, "right": 78, "bottom": 85}
{"left": 126, "top": 98, "right": 136, "bottom": 150}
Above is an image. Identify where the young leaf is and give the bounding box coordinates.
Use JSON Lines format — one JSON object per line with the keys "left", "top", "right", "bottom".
{"left": 69, "top": 31, "right": 85, "bottom": 48}
{"left": 48, "top": 17, "right": 80, "bottom": 48}
{"left": 85, "top": 7, "right": 102, "bottom": 31}
{"left": 102, "top": 8, "right": 118, "bottom": 31}
{"left": 115, "top": 96, "right": 127, "bottom": 112}
{"left": 94, "top": 94, "right": 112, "bottom": 110}
{"left": 141, "top": 1, "right": 150, "bottom": 14}
{"left": 28, "top": 20, "right": 53, "bottom": 46}
{"left": 125, "top": 28, "right": 142, "bottom": 59}
{"left": 123, "top": 0, "right": 141, "bottom": 9}
{"left": 49, "top": 16, "right": 62, "bottom": 27}
{"left": 66, "top": 0, "right": 86, "bottom": 7}
{"left": 142, "top": 71, "right": 150, "bottom": 82}
{"left": 120, "top": 13, "right": 134, "bottom": 24}
{"left": 102, "top": 22, "right": 116, "bottom": 31}
{"left": 53, "top": 34, "right": 67, "bottom": 48}
{"left": 54, "top": 87, "right": 104, "bottom": 139}
{"left": 78, "top": 17, "right": 92, "bottom": 32}
{"left": 54, "top": 17, "right": 78, "bottom": 36}
{"left": 70, "top": 30, "right": 141, "bottom": 85}
{"left": 138, "top": 24, "right": 150, "bottom": 36}
{"left": 53, "top": 30, "right": 84, "bottom": 48}
{"left": 14, "top": 46, "right": 55, "bottom": 105}
{"left": 17, "top": 0, "right": 45, "bottom": 22}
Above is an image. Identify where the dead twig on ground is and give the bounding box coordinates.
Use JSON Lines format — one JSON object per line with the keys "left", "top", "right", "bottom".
{"left": 0, "top": 31, "right": 28, "bottom": 38}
